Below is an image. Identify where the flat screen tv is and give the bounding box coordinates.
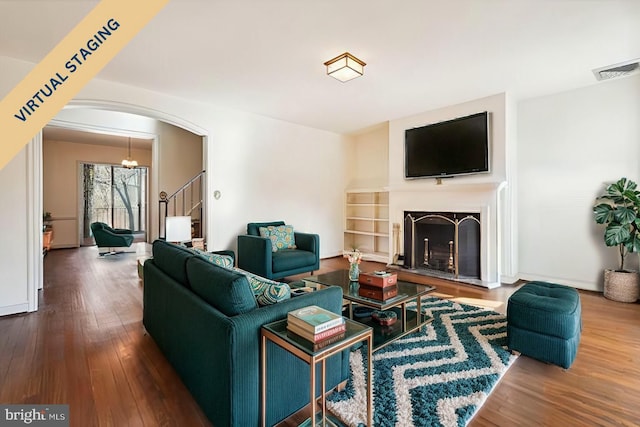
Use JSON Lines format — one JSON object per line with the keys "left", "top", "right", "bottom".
{"left": 405, "top": 111, "right": 489, "bottom": 179}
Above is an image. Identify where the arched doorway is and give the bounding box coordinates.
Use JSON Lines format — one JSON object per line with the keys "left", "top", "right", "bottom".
{"left": 27, "top": 100, "right": 210, "bottom": 312}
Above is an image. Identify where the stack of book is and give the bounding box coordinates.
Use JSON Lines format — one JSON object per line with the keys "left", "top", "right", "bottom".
{"left": 287, "top": 305, "right": 346, "bottom": 350}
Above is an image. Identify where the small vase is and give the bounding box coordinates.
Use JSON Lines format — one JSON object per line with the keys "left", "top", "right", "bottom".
{"left": 349, "top": 263, "right": 360, "bottom": 281}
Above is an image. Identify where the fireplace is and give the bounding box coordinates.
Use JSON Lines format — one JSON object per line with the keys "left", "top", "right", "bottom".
{"left": 404, "top": 211, "right": 481, "bottom": 279}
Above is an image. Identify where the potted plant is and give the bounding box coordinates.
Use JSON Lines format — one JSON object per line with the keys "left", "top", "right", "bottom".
{"left": 593, "top": 177, "right": 640, "bottom": 302}
{"left": 43, "top": 211, "right": 52, "bottom": 232}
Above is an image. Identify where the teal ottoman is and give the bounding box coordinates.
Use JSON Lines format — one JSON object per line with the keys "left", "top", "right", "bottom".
{"left": 507, "top": 281, "right": 581, "bottom": 368}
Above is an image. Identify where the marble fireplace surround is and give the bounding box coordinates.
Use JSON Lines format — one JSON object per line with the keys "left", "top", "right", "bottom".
{"left": 389, "top": 182, "right": 506, "bottom": 289}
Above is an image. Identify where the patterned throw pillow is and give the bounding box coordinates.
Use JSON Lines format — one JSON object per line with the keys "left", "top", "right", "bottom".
{"left": 231, "top": 267, "right": 291, "bottom": 306}
{"left": 190, "top": 248, "right": 234, "bottom": 268}
{"left": 258, "top": 225, "right": 297, "bottom": 252}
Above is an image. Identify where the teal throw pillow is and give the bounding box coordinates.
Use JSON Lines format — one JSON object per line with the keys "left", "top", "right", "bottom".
{"left": 190, "top": 248, "right": 234, "bottom": 268}
{"left": 232, "top": 267, "right": 291, "bottom": 306}
{"left": 259, "top": 225, "right": 296, "bottom": 252}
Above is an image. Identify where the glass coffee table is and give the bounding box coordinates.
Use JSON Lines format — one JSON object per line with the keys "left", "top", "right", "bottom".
{"left": 303, "top": 270, "right": 435, "bottom": 350}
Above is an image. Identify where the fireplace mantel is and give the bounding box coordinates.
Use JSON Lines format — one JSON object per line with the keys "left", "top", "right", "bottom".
{"left": 387, "top": 181, "right": 507, "bottom": 193}
{"left": 389, "top": 182, "right": 506, "bottom": 288}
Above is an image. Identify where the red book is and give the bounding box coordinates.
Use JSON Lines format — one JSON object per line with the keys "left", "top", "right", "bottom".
{"left": 311, "top": 332, "right": 346, "bottom": 351}
{"left": 287, "top": 322, "right": 346, "bottom": 342}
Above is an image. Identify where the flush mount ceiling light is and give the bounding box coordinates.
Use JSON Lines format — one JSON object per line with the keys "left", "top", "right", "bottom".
{"left": 121, "top": 137, "right": 138, "bottom": 169}
{"left": 324, "top": 52, "right": 366, "bottom": 82}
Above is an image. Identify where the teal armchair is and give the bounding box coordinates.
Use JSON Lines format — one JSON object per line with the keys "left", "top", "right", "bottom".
{"left": 90, "top": 222, "right": 134, "bottom": 255}
{"left": 237, "top": 221, "right": 320, "bottom": 280}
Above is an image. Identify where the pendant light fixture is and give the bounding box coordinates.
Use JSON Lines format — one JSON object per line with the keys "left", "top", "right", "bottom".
{"left": 121, "top": 137, "right": 138, "bottom": 169}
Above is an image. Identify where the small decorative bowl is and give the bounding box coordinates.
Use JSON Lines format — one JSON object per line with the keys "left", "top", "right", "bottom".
{"left": 353, "top": 306, "right": 375, "bottom": 318}
{"left": 371, "top": 310, "right": 397, "bottom": 326}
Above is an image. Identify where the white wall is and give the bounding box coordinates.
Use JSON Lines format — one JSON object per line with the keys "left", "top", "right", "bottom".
{"left": 0, "top": 148, "right": 29, "bottom": 315}
{"left": 347, "top": 123, "right": 390, "bottom": 189}
{"left": 0, "top": 56, "right": 32, "bottom": 314}
{"left": 205, "top": 109, "right": 349, "bottom": 253}
{"left": 518, "top": 74, "right": 640, "bottom": 291}
{"left": 57, "top": 83, "right": 349, "bottom": 256}
{"left": 0, "top": 55, "right": 350, "bottom": 316}
{"left": 157, "top": 121, "right": 202, "bottom": 197}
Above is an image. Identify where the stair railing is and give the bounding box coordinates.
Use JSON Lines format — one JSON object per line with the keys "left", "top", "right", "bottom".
{"left": 159, "top": 170, "right": 205, "bottom": 240}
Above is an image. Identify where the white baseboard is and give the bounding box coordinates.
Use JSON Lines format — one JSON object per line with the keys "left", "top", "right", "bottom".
{"left": 0, "top": 302, "right": 29, "bottom": 316}
{"left": 518, "top": 273, "right": 600, "bottom": 292}
{"left": 320, "top": 250, "right": 344, "bottom": 259}
{"left": 500, "top": 274, "right": 520, "bottom": 285}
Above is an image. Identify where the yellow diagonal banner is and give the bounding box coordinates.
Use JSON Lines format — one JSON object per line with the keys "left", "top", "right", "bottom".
{"left": 0, "top": 0, "right": 170, "bottom": 171}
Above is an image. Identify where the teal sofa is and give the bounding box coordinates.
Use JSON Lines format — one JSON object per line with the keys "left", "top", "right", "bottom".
{"left": 143, "top": 240, "right": 349, "bottom": 426}
{"left": 237, "top": 221, "right": 320, "bottom": 280}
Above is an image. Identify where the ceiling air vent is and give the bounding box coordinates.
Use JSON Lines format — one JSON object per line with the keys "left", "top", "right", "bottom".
{"left": 593, "top": 59, "right": 640, "bottom": 81}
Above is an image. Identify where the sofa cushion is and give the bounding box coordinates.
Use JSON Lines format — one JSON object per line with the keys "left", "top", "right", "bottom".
{"left": 152, "top": 240, "right": 195, "bottom": 287}
{"left": 272, "top": 249, "right": 317, "bottom": 273}
{"left": 259, "top": 225, "right": 297, "bottom": 252}
{"left": 247, "top": 221, "right": 285, "bottom": 236}
{"left": 186, "top": 257, "right": 258, "bottom": 316}
{"left": 231, "top": 267, "right": 291, "bottom": 306}
{"left": 190, "top": 248, "right": 234, "bottom": 268}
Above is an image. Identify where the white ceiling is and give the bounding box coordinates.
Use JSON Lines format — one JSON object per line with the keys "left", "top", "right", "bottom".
{"left": 1, "top": 0, "right": 639, "bottom": 134}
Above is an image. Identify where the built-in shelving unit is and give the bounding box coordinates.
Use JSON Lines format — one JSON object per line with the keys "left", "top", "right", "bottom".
{"left": 344, "top": 189, "right": 389, "bottom": 263}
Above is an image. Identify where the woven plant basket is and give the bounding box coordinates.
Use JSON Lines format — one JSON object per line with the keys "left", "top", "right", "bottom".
{"left": 604, "top": 269, "right": 640, "bottom": 303}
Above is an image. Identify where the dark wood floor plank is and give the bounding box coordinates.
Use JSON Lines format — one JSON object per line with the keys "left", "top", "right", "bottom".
{"left": 1, "top": 246, "right": 639, "bottom": 427}
{"left": 0, "top": 315, "right": 26, "bottom": 390}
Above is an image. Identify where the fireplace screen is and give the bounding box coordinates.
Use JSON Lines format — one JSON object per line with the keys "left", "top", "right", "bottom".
{"left": 404, "top": 211, "right": 480, "bottom": 279}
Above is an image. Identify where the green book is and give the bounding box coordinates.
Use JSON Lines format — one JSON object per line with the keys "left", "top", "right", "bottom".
{"left": 287, "top": 305, "right": 344, "bottom": 334}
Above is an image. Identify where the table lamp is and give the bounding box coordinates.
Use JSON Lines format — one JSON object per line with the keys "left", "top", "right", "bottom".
{"left": 165, "top": 216, "right": 192, "bottom": 244}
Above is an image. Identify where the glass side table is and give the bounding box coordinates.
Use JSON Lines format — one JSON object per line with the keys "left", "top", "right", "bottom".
{"left": 261, "top": 317, "right": 373, "bottom": 427}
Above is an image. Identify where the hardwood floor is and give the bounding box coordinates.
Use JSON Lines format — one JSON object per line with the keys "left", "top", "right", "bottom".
{"left": 1, "top": 247, "right": 639, "bottom": 426}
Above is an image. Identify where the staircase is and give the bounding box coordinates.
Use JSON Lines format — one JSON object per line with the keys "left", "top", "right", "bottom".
{"left": 159, "top": 170, "right": 205, "bottom": 240}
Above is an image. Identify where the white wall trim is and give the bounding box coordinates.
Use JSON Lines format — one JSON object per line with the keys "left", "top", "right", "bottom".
{"left": 202, "top": 136, "right": 209, "bottom": 242}
{"left": 27, "top": 132, "right": 43, "bottom": 311}
{"left": 519, "top": 273, "right": 598, "bottom": 292}
{"left": 321, "top": 250, "right": 344, "bottom": 260}
{"left": 47, "top": 119, "right": 158, "bottom": 141}
{"left": 64, "top": 99, "right": 209, "bottom": 136}
{"left": 500, "top": 274, "right": 520, "bottom": 285}
{"left": 0, "top": 303, "right": 30, "bottom": 317}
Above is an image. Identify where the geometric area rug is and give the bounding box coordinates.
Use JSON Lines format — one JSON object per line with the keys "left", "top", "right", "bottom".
{"left": 326, "top": 296, "right": 517, "bottom": 427}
